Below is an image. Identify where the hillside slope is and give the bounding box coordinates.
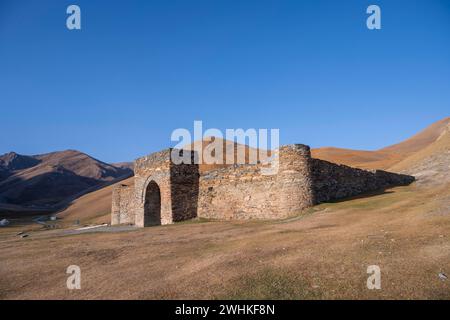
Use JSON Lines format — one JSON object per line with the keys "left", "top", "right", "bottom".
{"left": 57, "top": 177, "right": 134, "bottom": 225}
{"left": 380, "top": 117, "right": 449, "bottom": 155}
{"left": 0, "top": 150, "right": 132, "bottom": 211}
{"left": 311, "top": 147, "right": 398, "bottom": 170}
{"left": 312, "top": 117, "right": 450, "bottom": 170}
{"left": 184, "top": 137, "right": 269, "bottom": 172}
{"left": 389, "top": 121, "right": 450, "bottom": 185}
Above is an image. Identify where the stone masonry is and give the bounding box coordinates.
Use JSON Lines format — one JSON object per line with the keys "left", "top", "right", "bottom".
{"left": 111, "top": 144, "right": 414, "bottom": 226}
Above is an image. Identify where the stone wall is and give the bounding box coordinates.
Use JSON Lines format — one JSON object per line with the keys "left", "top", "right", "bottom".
{"left": 198, "top": 163, "right": 279, "bottom": 220}
{"left": 111, "top": 143, "right": 415, "bottom": 227}
{"left": 277, "top": 145, "right": 315, "bottom": 216}
{"left": 197, "top": 144, "right": 314, "bottom": 220}
{"left": 111, "top": 184, "right": 135, "bottom": 225}
{"left": 133, "top": 149, "right": 173, "bottom": 227}
{"left": 133, "top": 149, "right": 199, "bottom": 227}
{"left": 311, "top": 158, "right": 415, "bottom": 203}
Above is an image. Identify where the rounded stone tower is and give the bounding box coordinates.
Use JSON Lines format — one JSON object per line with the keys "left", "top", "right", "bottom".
{"left": 276, "top": 144, "right": 315, "bottom": 217}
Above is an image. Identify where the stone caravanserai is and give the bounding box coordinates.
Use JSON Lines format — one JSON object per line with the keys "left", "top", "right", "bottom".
{"left": 111, "top": 144, "right": 414, "bottom": 227}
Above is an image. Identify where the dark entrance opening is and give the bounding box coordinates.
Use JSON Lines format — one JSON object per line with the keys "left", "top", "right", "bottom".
{"left": 144, "top": 181, "right": 161, "bottom": 226}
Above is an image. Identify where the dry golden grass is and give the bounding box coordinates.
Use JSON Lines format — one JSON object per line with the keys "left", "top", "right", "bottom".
{"left": 390, "top": 122, "right": 450, "bottom": 172}
{"left": 55, "top": 177, "right": 134, "bottom": 226}
{"left": 1, "top": 182, "right": 449, "bottom": 300}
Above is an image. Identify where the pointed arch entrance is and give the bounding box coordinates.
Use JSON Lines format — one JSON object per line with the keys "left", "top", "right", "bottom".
{"left": 144, "top": 181, "right": 161, "bottom": 226}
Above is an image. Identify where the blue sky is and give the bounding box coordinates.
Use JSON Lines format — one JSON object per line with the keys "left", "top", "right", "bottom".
{"left": 1, "top": 0, "right": 449, "bottom": 162}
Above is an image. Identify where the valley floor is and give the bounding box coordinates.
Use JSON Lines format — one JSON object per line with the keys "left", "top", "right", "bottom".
{"left": 0, "top": 182, "right": 449, "bottom": 299}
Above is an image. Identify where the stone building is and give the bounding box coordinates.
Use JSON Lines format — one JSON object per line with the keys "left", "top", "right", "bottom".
{"left": 111, "top": 144, "right": 414, "bottom": 227}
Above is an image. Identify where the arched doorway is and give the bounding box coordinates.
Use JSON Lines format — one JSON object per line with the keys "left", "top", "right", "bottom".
{"left": 144, "top": 181, "right": 161, "bottom": 226}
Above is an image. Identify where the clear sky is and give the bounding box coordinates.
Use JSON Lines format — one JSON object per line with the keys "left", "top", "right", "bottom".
{"left": 1, "top": 0, "right": 449, "bottom": 163}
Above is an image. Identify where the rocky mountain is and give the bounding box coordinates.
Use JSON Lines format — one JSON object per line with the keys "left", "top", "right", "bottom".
{"left": 0, "top": 152, "right": 40, "bottom": 180}
{"left": 113, "top": 162, "right": 134, "bottom": 171}
{"left": 0, "top": 150, "right": 133, "bottom": 212}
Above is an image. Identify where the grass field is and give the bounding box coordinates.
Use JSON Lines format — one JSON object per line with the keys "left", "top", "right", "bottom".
{"left": 1, "top": 182, "right": 449, "bottom": 300}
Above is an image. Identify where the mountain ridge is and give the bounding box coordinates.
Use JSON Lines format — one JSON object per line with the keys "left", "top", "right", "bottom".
{"left": 312, "top": 117, "right": 450, "bottom": 170}
{"left": 0, "top": 149, "right": 133, "bottom": 212}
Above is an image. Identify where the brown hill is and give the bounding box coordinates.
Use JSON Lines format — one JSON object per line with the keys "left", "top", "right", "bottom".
{"left": 56, "top": 177, "right": 134, "bottom": 225}
{"left": 312, "top": 117, "right": 450, "bottom": 170}
{"left": 113, "top": 162, "right": 134, "bottom": 171}
{"left": 0, "top": 152, "right": 40, "bottom": 173}
{"left": 311, "top": 147, "right": 398, "bottom": 170}
{"left": 380, "top": 117, "right": 449, "bottom": 155}
{"left": 0, "top": 150, "right": 133, "bottom": 211}
{"left": 389, "top": 121, "right": 450, "bottom": 185}
{"left": 184, "top": 136, "right": 270, "bottom": 172}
